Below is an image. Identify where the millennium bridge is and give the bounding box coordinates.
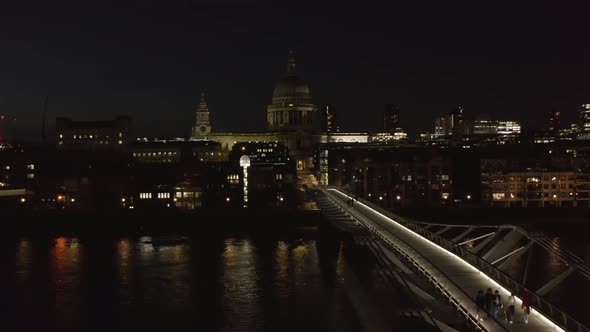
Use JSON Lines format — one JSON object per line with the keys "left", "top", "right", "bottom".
{"left": 312, "top": 187, "right": 590, "bottom": 332}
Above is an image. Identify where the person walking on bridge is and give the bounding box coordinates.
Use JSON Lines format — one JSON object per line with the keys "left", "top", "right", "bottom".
{"left": 521, "top": 292, "right": 531, "bottom": 324}
{"left": 475, "top": 289, "right": 486, "bottom": 321}
{"left": 493, "top": 290, "right": 502, "bottom": 320}
{"left": 484, "top": 288, "right": 494, "bottom": 318}
{"left": 505, "top": 293, "right": 515, "bottom": 323}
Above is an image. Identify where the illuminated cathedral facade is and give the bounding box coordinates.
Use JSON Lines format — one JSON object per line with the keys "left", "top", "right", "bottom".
{"left": 192, "top": 51, "right": 321, "bottom": 172}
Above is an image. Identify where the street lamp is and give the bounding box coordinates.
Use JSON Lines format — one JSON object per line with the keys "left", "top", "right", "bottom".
{"left": 240, "top": 155, "right": 250, "bottom": 208}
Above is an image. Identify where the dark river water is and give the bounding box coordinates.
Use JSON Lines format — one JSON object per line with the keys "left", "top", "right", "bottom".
{"left": 7, "top": 228, "right": 371, "bottom": 332}
{"left": 6, "top": 218, "right": 589, "bottom": 332}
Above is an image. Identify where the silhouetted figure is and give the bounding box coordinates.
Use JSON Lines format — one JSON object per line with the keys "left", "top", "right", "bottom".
{"left": 484, "top": 288, "right": 494, "bottom": 317}
{"left": 506, "top": 293, "right": 515, "bottom": 323}
{"left": 493, "top": 290, "right": 502, "bottom": 320}
{"left": 521, "top": 292, "right": 532, "bottom": 324}
{"left": 475, "top": 289, "right": 486, "bottom": 321}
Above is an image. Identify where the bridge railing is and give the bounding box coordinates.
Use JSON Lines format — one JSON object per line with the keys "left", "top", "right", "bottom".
{"left": 331, "top": 187, "right": 590, "bottom": 332}
{"left": 320, "top": 190, "right": 493, "bottom": 332}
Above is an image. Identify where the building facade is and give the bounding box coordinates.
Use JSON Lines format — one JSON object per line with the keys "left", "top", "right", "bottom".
{"left": 56, "top": 116, "right": 131, "bottom": 151}
{"left": 383, "top": 104, "right": 400, "bottom": 133}
{"left": 319, "top": 104, "right": 338, "bottom": 133}
{"left": 482, "top": 170, "right": 590, "bottom": 207}
{"left": 192, "top": 92, "right": 212, "bottom": 139}
{"left": 577, "top": 103, "right": 590, "bottom": 140}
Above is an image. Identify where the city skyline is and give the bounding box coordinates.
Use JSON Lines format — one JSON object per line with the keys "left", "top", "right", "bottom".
{"left": 2, "top": 2, "right": 590, "bottom": 141}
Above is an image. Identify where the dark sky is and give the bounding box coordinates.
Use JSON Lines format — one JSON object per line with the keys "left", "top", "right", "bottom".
{"left": 1, "top": 1, "right": 590, "bottom": 141}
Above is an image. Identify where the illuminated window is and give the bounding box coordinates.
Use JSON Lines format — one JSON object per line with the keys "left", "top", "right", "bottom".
{"left": 118, "top": 140, "right": 123, "bottom": 145}
{"left": 276, "top": 174, "right": 283, "bottom": 180}
{"left": 140, "top": 193, "right": 152, "bottom": 199}
{"left": 227, "top": 174, "right": 239, "bottom": 184}
{"left": 26, "top": 164, "right": 35, "bottom": 170}
{"left": 3, "top": 165, "right": 9, "bottom": 170}
{"left": 492, "top": 193, "right": 506, "bottom": 200}
{"left": 89, "top": 135, "right": 93, "bottom": 139}
{"left": 27, "top": 173, "right": 34, "bottom": 179}
{"left": 59, "top": 134, "right": 63, "bottom": 139}
{"left": 119, "top": 132, "right": 123, "bottom": 138}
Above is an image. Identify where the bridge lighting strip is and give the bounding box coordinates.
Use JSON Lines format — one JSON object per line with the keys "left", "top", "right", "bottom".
{"left": 328, "top": 188, "right": 565, "bottom": 332}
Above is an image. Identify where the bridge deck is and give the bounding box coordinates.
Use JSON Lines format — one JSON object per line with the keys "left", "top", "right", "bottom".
{"left": 325, "top": 188, "right": 564, "bottom": 332}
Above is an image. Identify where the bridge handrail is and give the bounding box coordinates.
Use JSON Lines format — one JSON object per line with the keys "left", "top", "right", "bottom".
{"left": 331, "top": 187, "right": 590, "bottom": 332}
{"left": 321, "top": 189, "right": 499, "bottom": 332}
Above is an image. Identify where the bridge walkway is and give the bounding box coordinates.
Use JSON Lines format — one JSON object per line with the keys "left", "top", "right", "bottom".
{"left": 324, "top": 188, "right": 565, "bottom": 332}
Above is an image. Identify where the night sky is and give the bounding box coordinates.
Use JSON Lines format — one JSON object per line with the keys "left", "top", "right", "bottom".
{"left": 1, "top": 1, "right": 590, "bottom": 141}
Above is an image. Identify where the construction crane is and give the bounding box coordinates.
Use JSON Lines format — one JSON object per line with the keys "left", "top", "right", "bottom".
{"left": 0, "top": 112, "right": 17, "bottom": 143}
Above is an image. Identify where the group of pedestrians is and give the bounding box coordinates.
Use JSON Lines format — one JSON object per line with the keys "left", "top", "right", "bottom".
{"left": 475, "top": 288, "right": 531, "bottom": 324}
{"left": 347, "top": 196, "right": 356, "bottom": 207}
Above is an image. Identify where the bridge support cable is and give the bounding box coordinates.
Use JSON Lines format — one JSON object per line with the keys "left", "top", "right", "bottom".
{"left": 491, "top": 246, "right": 526, "bottom": 265}
{"left": 522, "top": 245, "right": 534, "bottom": 287}
{"left": 498, "top": 241, "right": 534, "bottom": 270}
{"left": 536, "top": 266, "right": 576, "bottom": 297}
{"left": 482, "top": 229, "right": 523, "bottom": 262}
{"left": 457, "top": 232, "right": 495, "bottom": 246}
{"left": 435, "top": 225, "right": 452, "bottom": 235}
{"left": 452, "top": 228, "right": 474, "bottom": 243}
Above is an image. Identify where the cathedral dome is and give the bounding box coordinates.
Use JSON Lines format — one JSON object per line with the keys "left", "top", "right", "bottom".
{"left": 273, "top": 76, "right": 310, "bottom": 98}
{"left": 272, "top": 51, "right": 311, "bottom": 99}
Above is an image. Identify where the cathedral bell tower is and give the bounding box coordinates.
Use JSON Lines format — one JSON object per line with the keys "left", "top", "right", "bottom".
{"left": 192, "top": 91, "right": 211, "bottom": 139}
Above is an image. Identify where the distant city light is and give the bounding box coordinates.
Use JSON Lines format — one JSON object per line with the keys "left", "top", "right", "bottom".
{"left": 20, "top": 198, "right": 26, "bottom": 203}
{"left": 396, "top": 195, "right": 401, "bottom": 200}
{"left": 466, "top": 194, "right": 471, "bottom": 200}
{"left": 226, "top": 197, "right": 230, "bottom": 202}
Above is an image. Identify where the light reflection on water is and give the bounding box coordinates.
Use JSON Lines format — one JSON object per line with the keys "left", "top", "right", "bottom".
{"left": 11, "top": 233, "right": 359, "bottom": 332}
{"left": 222, "top": 238, "right": 261, "bottom": 332}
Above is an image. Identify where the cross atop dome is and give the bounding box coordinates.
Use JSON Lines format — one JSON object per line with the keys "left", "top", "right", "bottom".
{"left": 287, "top": 50, "right": 297, "bottom": 76}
